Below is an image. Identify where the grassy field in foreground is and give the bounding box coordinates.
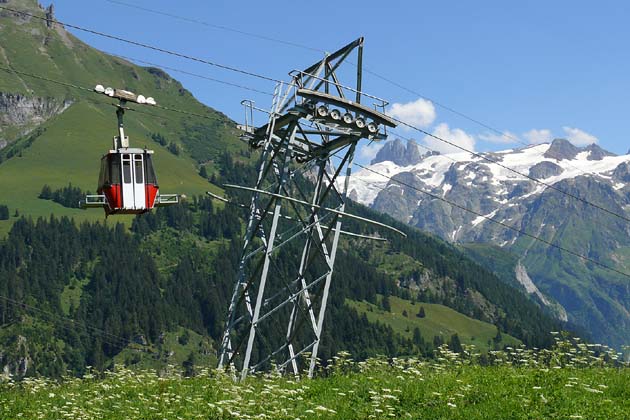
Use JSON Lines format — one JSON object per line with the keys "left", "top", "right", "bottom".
{"left": 2, "top": 341, "right": 629, "bottom": 420}
{"left": 1, "top": 363, "right": 628, "bottom": 419}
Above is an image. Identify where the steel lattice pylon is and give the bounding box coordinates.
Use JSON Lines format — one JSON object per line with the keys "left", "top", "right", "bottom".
{"left": 216, "top": 38, "right": 399, "bottom": 379}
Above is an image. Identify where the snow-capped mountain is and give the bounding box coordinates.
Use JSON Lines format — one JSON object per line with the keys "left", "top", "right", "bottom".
{"left": 345, "top": 138, "right": 630, "bottom": 348}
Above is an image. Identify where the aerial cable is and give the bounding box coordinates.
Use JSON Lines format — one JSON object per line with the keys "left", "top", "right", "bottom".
{"left": 2, "top": 64, "right": 627, "bottom": 279}
{"left": 362, "top": 67, "right": 595, "bottom": 177}
{"left": 4, "top": 3, "right": 627, "bottom": 343}
{"left": 0, "top": 7, "right": 625, "bottom": 226}
{"left": 334, "top": 156, "right": 630, "bottom": 280}
{"left": 103, "top": 0, "right": 324, "bottom": 54}
{"left": 107, "top": 52, "right": 274, "bottom": 96}
{"left": 95, "top": 1, "right": 543, "bottom": 144}
{"left": 0, "top": 5, "right": 283, "bottom": 84}
{"left": 0, "top": 65, "right": 94, "bottom": 93}
{"left": 0, "top": 65, "right": 219, "bottom": 121}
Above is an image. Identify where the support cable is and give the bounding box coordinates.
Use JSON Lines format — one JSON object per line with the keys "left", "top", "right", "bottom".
{"left": 107, "top": 52, "right": 274, "bottom": 96}
{"left": 0, "top": 12, "right": 630, "bottom": 226}
{"left": 103, "top": 0, "right": 324, "bottom": 53}
{"left": 2, "top": 60, "right": 629, "bottom": 226}
{"left": 0, "top": 65, "right": 219, "bottom": 121}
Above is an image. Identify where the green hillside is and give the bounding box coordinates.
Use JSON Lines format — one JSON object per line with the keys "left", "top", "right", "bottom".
{"left": 0, "top": 0, "right": 240, "bottom": 235}
{"left": 348, "top": 296, "right": 521, "bottom": 352}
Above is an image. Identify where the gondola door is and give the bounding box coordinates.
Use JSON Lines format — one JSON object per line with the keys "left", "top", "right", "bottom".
{"left": 120, "top": 153, "right": 147, "bottom": 211}
{"left": 132, "top": 154, "right": 146, "bottom": 209}
{"left": 121, "top": 154, "right": 134, "bottom": 210}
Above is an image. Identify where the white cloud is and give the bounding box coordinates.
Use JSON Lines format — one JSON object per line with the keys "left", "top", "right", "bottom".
{"left": 523, "top": 129, "right": 553, "bottom": 144}
{"left": 423, "top": 123, "right": 475, "bottom": 154}
{"left": 357, "top": 142, "right": 383, "bottom": 161}
{"left": 562, "top": 126, "right": 598, "bottom": 146}
{"left": 388, "top": 98, "right": 436, "bottom": 129}
{"left": 478, "top": 131, "right": 519, "bottom": 144}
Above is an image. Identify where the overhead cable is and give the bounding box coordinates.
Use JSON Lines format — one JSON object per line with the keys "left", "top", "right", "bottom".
{"left": 103, "top": 0, "right": 324, "bottom": 53}
{"left": 0, "top": 65, "right": 219, "bottom": 121}
{"left": 0, "top": 295, "right": 151, "bottom": 351}
{"left": 107, "top": 53, "right": 274, "bottom": 96}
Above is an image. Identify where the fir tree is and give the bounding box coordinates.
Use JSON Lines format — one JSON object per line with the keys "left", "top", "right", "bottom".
{"left": 449, "top": 333, "right": 463, "bottom": 353}
{"left": 0, "top": 204, "right": 8, "bottom": 220}
{"left": 413, "top": 327, "right": 424, "bottom": 347}
{"left": 183, "top": 352, "right": 196, "bottom": 377}
{"left": 381, "top": 295, "right": 391, "bottom": 312}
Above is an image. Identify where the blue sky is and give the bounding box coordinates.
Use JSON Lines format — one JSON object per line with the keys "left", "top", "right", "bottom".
{"left": 50, "top": 0, "right": 630, "bottom": 161}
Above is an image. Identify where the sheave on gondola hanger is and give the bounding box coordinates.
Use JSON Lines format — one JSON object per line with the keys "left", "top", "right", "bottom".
{"left": 82, "top": 85, "right": 179, "bottom": 215}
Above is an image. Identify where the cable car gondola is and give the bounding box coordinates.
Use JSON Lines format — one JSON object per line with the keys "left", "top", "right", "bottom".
{"left": 82, "top": 86, "right": 179, "bottom": 215}
{"left": 96, "top": 148, "right": 165, "bottom": 215}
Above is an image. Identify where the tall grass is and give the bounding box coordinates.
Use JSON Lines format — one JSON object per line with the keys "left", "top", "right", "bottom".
{"left": 1, "top": 334, "right": 628, "bottom": 419}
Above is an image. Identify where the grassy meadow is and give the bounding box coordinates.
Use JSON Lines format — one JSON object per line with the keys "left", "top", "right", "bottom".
{"left": 1, "top": 337, "right": 628, "bottom": 419}
{"left": 348, "top": 295, "right": 521, "bottom": 352}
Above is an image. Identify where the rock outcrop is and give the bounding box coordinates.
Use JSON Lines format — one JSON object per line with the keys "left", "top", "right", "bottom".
{"left": 528, "top": 161, "right": 563, "bottom": 179}
{"left": 0, "top": 92, "right": 72, "bottom": 142}
{"left": 371, "top": 138, "right": 425, "bottom": 166}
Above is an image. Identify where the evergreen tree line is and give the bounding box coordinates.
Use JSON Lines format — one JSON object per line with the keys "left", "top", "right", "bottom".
{"left": 39, "top": 183, "right": 89, "bottom": 209}
{"left": 0, "top": 200, "right": 410, "bottom": 376}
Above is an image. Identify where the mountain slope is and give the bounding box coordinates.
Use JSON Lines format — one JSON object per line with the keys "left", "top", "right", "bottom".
{"left": 0, "top": 0, "right": 241, "bottom": 235}
{"left": 347, "top": 138, "right": 630, "bottom": 347}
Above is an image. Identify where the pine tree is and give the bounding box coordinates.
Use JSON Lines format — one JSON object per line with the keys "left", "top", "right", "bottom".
{"left": 381, "top": 295, "right": 391, "bottom": 312}
{"left": 413, "top": 327, "right": 424, "bottom": 347}
{"left": 0, "top": 205, "right": 8, "bottom": 220}
{"left": 168, "top": 142, "right": 180, "bottom": 155}
{"left": 183, "top": 352, "right": 196, "bottom": 377}
{"left": 433, "top": 335, "right": 444, "bottom": 348}
{"left": 417, "top": 306, "right": 426, "bottom": 318}
{"left": 493, "top": 329, "right": 503, "bottom": 346}
{"left": 39, "top": 184, "right": 52, "bottom": 199}
{"left": 449, "top": 333, "right": 463, "bottom": 353}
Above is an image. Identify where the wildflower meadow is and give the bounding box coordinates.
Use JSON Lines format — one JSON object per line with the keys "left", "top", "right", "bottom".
{"left": 1, "top": 335, "right": 628, "bottom": 419}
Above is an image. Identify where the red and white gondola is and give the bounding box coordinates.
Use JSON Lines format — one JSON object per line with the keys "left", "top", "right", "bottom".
{"left": 82, "top": 86, "right": 179, "bottom": 215}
